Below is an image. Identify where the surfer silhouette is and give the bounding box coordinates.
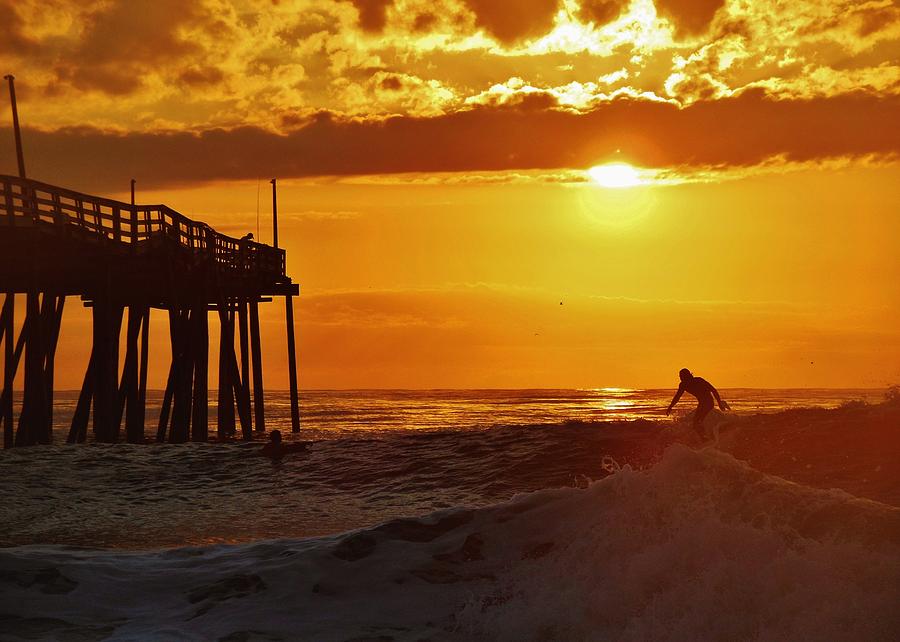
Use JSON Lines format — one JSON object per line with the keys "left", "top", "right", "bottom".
{"left": 666, "top": 368, "right": 730, "bottom": 437}
{"left": 258, "top": 429, "right": 307, "bottom": 461}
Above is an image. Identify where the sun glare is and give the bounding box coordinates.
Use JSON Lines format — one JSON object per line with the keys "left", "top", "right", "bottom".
{"left": 587, "top": 163, "right": 644, "bottom": 188}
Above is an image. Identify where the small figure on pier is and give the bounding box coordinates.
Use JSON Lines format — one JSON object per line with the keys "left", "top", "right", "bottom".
{"left": 238, "top": 233, "right": 254, "bottom": 271}
{"left": 258, "top": 429, "right": 307, "bottom": 461}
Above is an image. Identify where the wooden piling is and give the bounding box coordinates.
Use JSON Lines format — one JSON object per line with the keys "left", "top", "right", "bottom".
{"left": 2, "top": 293, "right": 14, "bottom": 448}
{"left": 170, "top": 308, "right": 193, "bottom": 443}
{"left": 249, "top": 299, "right": 265, "bottom": 433}
{"left": 117, "top": 305, "right": 149, "bottom": 444}
{"left": 92, "top": 299, "right": 124, "bottom": 443}
{"left": 16, "top": 292, "right": 44, "bottom": 445}
{"left": 285, "top": 294, "right": 300, "bottom": 433}
{"left": 191, "top": 302, "right": 208, "bottom": 442}
{"left": 68, "top": 350, "right": 94, "bottom": 443}
{"left": 217, "top": 303, "right": 235, "bottom": 439}
{"left": 43, "top": 294, "right": 65, "bottom": 442}
{"left": 237, "top": 299, "right": 253, "bottom": 433}
{"left": 137, "top": 306, "right": 149, "bottom": 432}
{"left": 117, "top": 306, "right": 141, "bottom": 440}
{"left": 157, "top": 358, "right": 175, "bottom": 443}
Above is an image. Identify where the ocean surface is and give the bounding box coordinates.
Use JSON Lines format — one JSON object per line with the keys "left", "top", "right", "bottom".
{"left": 1, "top": 388, "right": 898, "bottom": 641}
{"left": 0, "top": 388, "right": 884, "bottom": 547}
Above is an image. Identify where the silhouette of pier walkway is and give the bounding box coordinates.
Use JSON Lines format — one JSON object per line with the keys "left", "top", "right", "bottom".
{"left": 0, "top": 174, "right": 300, "bottom": 447}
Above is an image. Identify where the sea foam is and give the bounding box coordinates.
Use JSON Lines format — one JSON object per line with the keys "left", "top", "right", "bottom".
{"left": 2, "top": 445, "right": 897, "bottom": 641}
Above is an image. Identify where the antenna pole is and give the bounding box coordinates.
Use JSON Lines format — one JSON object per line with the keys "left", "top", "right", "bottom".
{"left": 3, "top": 74, "right": 26, "bottom": 178}
{"left": 270, "top": 178, "right": 278, "bottom": 249}
{"left": 130, "top": 179, "right": 136, "bottom": 206}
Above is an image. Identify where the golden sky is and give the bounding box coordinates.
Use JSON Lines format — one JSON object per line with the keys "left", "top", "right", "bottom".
{"left": 2, "top": 0, "right": 899, "bottom": 388}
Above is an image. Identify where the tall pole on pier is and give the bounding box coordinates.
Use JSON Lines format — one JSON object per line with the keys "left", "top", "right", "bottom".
{"left": 3, "top": 74, "right": 26, "bottom": 178}
{"left": 270, "top": 178, "right": 299, "bottom": 432}
{"left": 270, "top": 178, "right": 278, "bottom": 249}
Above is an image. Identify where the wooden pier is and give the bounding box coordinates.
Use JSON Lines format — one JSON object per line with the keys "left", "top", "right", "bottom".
{"left": 0, "top": 174, "right": 300, "bottom": 447}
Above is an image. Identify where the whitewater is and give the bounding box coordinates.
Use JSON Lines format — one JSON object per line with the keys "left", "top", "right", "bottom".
{"left": 1, "top": 390, "right": 898, "bottom": 640}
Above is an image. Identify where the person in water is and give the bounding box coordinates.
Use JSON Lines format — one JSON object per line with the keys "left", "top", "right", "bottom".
{"left": 666, "top": 368, "right": 730, "bottom": 437}
{"left": 258, "top": 429, "right": 307, "bottom": 460}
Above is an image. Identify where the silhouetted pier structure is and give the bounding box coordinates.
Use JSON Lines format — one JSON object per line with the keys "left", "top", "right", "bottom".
{"left": 0, "top": 174, "right": 300, "bottom": 447}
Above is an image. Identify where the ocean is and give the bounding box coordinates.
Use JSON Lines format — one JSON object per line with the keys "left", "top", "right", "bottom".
{"left": 1, "top": 388, "right": 898, "bottom": 640}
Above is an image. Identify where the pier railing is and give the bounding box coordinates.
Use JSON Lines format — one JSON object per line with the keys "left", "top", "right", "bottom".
{"left": 0, "top": 174, "right": 285, "bottom": 278}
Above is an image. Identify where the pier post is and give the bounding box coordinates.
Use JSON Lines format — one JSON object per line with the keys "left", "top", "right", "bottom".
{"left": 42, "top": 294, "right": 64, "bottom": 443}
{"left": 217, "top": 302, "right": 235, "bottom": 439}
{"left": 191, "top": 302, "right": 208, "bottom": 442}
{"left": 249, "top": 299, "right": 265, "bottom": 433}
{"left": 68, "top": 350, "right": 94, "bottom": 443}
{"left": 238, "top": 299, "right": 253, "bottom": 433}
{"left": 230, "top": 339, "right": 251, "bottom": 440}
{"left": 91, "top": 299, "right": 124, "bottom": 442}
{"left": 285, "top": 294, "right": 300, "bottom": 433}
{"left": 2, "top": 293, "right": 14, "bottom": 448}
{"left": 16, "top": 292, "right": 42, "bottom": 445}
{"left": 170, "top": 308, "right": 193, "bottom": 443}
{"left": 138, "top": 307, "right": 149, "bottom": 434}
{"left": 118, "top": 305, "right": 150, "bottom": 443}
{"left": 157, "top": 353, "right": 175, "bottom": 443}
{"left": 16, "top": 293, "right": 62, "bottom": 445}
{"left": 117, "top": 306, "right": 141, "bottom": 441}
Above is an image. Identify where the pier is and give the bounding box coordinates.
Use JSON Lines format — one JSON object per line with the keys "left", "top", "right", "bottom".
{"left": 0, "top": 174, "right": 300, "bottom": 447}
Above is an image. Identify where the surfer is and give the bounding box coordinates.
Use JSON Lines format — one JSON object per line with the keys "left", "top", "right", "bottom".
{"left": 666, "top": 368, "right": 730, "bottom": 438}
{"left": 258, "top": 429, "right": 307, "bottom": 461}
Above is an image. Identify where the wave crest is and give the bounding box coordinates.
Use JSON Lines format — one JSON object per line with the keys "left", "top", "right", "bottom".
{"left": 2, "top": 446, "right": 897, "bottom": 640}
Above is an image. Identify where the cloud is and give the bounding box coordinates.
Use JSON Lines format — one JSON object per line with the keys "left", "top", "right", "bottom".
{"left": 4, "top": 89, "right": 897, "bottom": 192}
{"left": 656, "top": 0, "right": 727, "bottom": 37}
{"left": 2, "top": 0, "right": 896, "bottom": 136}
{"left": 577, "top": 0, "right": 630, "bottom": 27}
{"left": 329, "top": 70, "right": 458, "bottom": 116}
{"left": 0, "top": 1, "right": 36, "bottom": 55}
{"left": 54, "top": 0, "right": 222, "bottom": 95}
{"left": 177, "top": 65, "right": 226, "bottom": 87}
{"left": 462, "top": 0, "right": 562, "bottom": 44}
{"left": 347, "top": 0, "right": 394, "bottom": 32}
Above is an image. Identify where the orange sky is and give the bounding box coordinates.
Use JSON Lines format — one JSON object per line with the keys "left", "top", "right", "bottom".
{"left": 2, "top": 0, "right": 899, "bottom": 389}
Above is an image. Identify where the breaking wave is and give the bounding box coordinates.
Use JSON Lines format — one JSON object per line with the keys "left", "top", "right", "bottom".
{"left": 2, "top": 445, "right": 898, "bottom": 641}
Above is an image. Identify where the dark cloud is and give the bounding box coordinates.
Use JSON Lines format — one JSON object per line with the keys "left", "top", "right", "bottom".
{"left": 177, "top": 65, "right": 225, "bottom": 87}
{"left": 413, "top": 13, "right": 438, "bottom": 32}
{"left": 348, "top": 0, "right": 394, "bottom": 32}
{"left": 655, "top": 0, "right": 726, "bottom": 37}
{"left": 62, "top": 0, "right": 220, "bottom": 93}
{"left": 857, "top": 4, "right": 900, "bottom": 37}
{"left": 463, "top": 0, "right": 562, "bottom": 44}
{"left": 0, "top": 1, "right": 36, "bottom": 54}
{"left": 578, "top": 0, "right": 629, "bottom": 27}
{"left": 276, "top": 11, "right": 340, "bottom": 44}
{"left": 3, "top": 0, "right": 225, "bottom": 95}
{"left": 379, "top": 75, "right": 404, "bottom": 91}
{"left": 3, "top": 91, "right": 897, "bottom": 192}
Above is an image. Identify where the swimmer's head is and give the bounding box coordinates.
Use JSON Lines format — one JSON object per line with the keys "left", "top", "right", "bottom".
{"left": 269, "top": 430, "right": 282, "bottom": 444}
{"left": 679, "top": 368, "right": 693, "bottom": 382}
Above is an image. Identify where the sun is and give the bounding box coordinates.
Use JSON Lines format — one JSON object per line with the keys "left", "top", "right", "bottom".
{"left": 587, "top": 163, "right": 644, "bottom": 188}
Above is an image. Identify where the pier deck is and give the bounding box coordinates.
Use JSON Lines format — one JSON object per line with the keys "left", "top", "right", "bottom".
{"left": 0, "top": 174, "right": 300, "bottom": 447}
